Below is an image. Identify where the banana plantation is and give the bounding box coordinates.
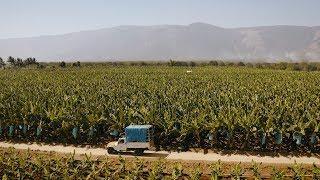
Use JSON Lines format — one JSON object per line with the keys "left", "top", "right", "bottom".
{"left": 0, "top": 148, "right": 320, "bottom": 179}
{"left": 0, "top": 66, "right": 319, "bottom": 152}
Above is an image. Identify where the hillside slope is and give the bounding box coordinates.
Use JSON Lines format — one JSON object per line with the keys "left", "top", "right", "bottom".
{"left": 0, "top": 23, "right": 319, "bottom": 61}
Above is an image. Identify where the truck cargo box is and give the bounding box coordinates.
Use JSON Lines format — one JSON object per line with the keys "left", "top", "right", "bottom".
{"left": 125, "top": 125, "right": 153, "bottom": 142}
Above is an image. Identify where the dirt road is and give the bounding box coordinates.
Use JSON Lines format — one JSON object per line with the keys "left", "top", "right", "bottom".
{"left": 0, "top": 141, "right": 319, "bottom": 165}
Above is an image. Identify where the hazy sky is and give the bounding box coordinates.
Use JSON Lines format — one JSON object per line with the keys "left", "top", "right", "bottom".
{"left": 0, "top": 0, "right": 319, "bottom": 39}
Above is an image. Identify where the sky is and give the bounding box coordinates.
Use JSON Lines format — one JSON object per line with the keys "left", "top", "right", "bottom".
{"left": 0, "top": 0, "right": 319, "bottom": 39}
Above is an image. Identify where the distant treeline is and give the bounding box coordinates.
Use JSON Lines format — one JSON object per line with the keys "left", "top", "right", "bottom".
{"left": 1, "top": 57, "right": 320, "bottom": 71}
{"left": 81, "top": 60, "right": 320, "bottom": 72}
{"left": 0, "top": 57, "right": 80, "bottom": 69}
{"left": 0, "top": 56, "right": 39, "bottom": 68}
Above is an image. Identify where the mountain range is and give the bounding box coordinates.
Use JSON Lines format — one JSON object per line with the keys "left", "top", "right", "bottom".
{"left": 0, "top": 23, "right": 320, "bottom": 61}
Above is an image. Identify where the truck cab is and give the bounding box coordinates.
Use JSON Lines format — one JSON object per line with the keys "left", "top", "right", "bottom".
{"left": 107, "top": 125, "right": 154, "bottom": 155}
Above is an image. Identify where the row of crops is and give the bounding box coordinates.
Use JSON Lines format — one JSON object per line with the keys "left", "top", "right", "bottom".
{"left": 1, "top": 148, "right": 319, "bottom": 179}
{"left": 0, "top": 66, "right": 319, "bottom": 152}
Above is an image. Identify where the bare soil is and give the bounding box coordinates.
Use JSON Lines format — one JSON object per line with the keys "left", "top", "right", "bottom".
{"left": 0, "top": 141, "right": 319, "bottom": 165}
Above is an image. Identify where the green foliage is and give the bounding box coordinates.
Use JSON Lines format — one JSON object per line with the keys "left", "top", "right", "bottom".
{"left": 237, "top": 61, "right": 245, "bottom": 66}
{"left": 272, "top": 167, "right": 285, "bottom": 180}
{"left": 210, "top": 160, "right": 222, "bottom": 180}
{"left": 6, "top": 56, "right": 15, "bottom": 66}
{"left": 190, "top": 163, "right": 202, "bottom": 180}
{"left": 0, "top": 57, "right": 5, "bottom": 68}
{"left": 4, "top": 56, "right": 37, "bottom": 68}
{"left": 148, "top": 159, "right": 164, "bottom": 180}
{"left": 0, "top": 66, "right": 319, "bottom": 152}
{"left": 251, "top": 160, "right": 262, "bottom": 180}
{"left": 312, "top": 163, "right": 320, "bottom": 179}
{"left": 129, "top": 157, "right": 145, "bottom": 180}
{"left": 209, "top": 60, "right": 219, "bottom": 66}
{"left": 0, "top": 148, "right": 318, "bottom": 179}
{"left": 72, "top": 61, "right": 81, "bottom": 67}
{"left": 230, "top": 162, "right": 245, "bottom": 180}
{"left": 59, "top": 61, "right": 66, "bottom": 68}
{"left": 171, "top": 162, "right": 183, "bottom": 180}
{"left": 290, "top": 161, "right": 306, "bottom": 180}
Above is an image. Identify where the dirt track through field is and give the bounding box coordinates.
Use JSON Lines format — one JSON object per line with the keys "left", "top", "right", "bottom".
{"left": 0, "top": 142, "right": 319, "bottom": 165}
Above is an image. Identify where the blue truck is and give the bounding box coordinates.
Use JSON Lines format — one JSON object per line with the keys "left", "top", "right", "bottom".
{"left": 107, "top": 125, "right": 154, "bottom": 155}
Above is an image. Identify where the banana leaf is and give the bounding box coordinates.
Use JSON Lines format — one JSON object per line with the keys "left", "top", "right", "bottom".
{"left": 22, "top": 124, "right": 27, "bottom": 135}
{"left": 217, "top": 128, "right": 230, "bottom": 140}
{"left": 110, "top": 130, "right": 119, "bottom": 137}
{"left": 207, "top": 133, "right": 214, "bottom": 141}
{"left": 274, "top": 130, "right": 282, "bottom": 145}
{"left": 293, "top": 132, "right": 302, "bottom": 145}
{"left": 310, "top": 133, "right": 318, "bottom": 145}
{"left": 261, "top": 132, "right": 266, "bottom": 145}
{"left": 36, "top": 127, "right": 42, "bottom": 136}
{"left": 72, "top": 127, "right": 78, "bottom": 139}
{"left": 173, "top": 122, "right": 181, "bottom": 131}
{"left": 88, "top": 126, "right": 95, "bottom": 137}
{"left": 8, "top": 125, "right": 14, "bottom": 137}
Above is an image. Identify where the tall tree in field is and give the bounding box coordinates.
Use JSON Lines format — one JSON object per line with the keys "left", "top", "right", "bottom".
{"left": 72, "top": 61, "right": 81, "bottom": 67}
{"left": 7, "top": 56, "right": 16, "bottom": 66}
{"left": 16, "top": 58, "right": 24, "bottom": 67}
{"left": 0, "top": 57, "right": 6, "bottom": 68}
{"left": 59, "top": 61, "right": 66, "bottom": 68}
{"left": 24, "top": 57, "right": 38, "bottom": 66}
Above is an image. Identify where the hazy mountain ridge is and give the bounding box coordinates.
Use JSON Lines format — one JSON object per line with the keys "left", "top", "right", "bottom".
{"left": 0, "top": 23, "right": 320, "bottom": 61}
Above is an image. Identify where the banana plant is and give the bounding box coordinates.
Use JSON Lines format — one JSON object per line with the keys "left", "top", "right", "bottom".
{"left": 271, "top": 167, "right": 285, "bottom": 180}
{"left": 210, "top": 160, "right": 222, "bottom": 180}
{"left": 129, "top": 157, "right": 145, "bottom": 180}
{"left": 1, "top": 64, "right": 320, "bottom": 151}
{"left": 290, "top": 161, "right": 306, "bottom": 180}
{"left": 230, "top": 163, "right": 245, "bottom": 180}
{"left": 148, "top": 159, "right": 164, "bottom": 180}
{"left": 312, "top": 163, "right": 320, "bottom": 179}
{"left": 273, "top": 128, "right": 283, "bottom": 145}
{"left": 250, "top": 161, "right": 262, "bottom": 180}
{"left": 171, "top": 162, "right": 183, "bottom": 180}
{"left": 190, "top": 163, "right": 202, "bottom": 180}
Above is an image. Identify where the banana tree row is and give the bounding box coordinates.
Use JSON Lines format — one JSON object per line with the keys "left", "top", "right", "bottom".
{"left": 1, "top": 67, "right": 320, "bottom": 152}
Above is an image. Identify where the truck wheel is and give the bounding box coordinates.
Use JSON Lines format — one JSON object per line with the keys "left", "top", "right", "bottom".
{"left": 134, "top": 149, "right": 144, "bottom": 156}
{"left": 107, "top": 147, "right": 116, "bottom": 154}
